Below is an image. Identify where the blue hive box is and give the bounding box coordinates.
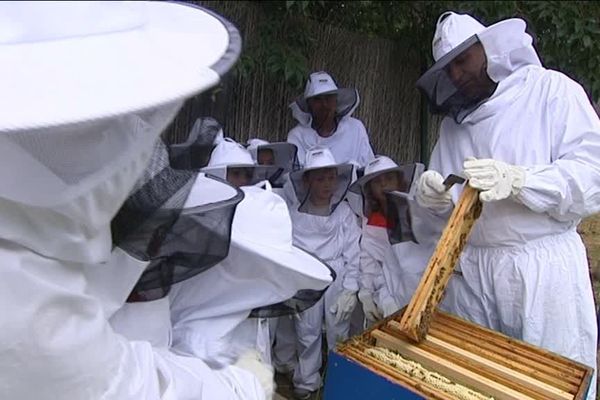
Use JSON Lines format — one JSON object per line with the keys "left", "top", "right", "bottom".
{"left": 323, "top": 310, "right": 593, "bottom": 400}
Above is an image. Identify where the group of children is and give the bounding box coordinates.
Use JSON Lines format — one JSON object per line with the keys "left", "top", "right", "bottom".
{"left": 173, "top": 122, "right": 433, "bottom": 399}
{"left": 104, "top": 116, "right": 435, "bottom": 399}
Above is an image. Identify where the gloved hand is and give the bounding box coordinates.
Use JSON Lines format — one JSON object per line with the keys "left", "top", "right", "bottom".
{"left": 358, "top": 289, "right": 382, "bottom": 323}
{"left": 233, "top": 349, "right": 275, "bottom": 400}
{"left": 416, "top": 170, "right": 453, "bottom": 213}
{"left": 381, "top": 298, "right": 399, "bottom": 317}
{"left": 463, "top": 158, "right": 526, "bottom": 202}
{"left": 329, "top": 290, "right": 358, "bottom": 324}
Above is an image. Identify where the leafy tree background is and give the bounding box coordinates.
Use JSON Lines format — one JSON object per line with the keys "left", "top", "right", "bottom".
{"left": 239, "top": 1, "right": 600, "bottom": 101}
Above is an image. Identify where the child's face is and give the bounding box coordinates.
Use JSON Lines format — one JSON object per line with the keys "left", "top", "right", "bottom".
{"left": 257, "top": 148, "right": 275, "bottom": 166}
{"left": 304, "top": 167, "right": 338, "bottom": 204}
{"left": 226, "top": 167, "right": 253, "bottom": 187}
{"left": 369, "top": 171, "right": 404, "bottom": 204}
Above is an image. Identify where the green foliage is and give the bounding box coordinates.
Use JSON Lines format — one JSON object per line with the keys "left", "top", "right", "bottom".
{"left": 254, "top": 1, "right": 600, "bottom": 100}
{"left": 234, "top": 1, "right": 316, "bottom": 90}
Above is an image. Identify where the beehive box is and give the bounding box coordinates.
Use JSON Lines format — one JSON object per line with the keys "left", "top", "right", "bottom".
{"left": 324, "top": 309, "right": 593, "bottom": 400}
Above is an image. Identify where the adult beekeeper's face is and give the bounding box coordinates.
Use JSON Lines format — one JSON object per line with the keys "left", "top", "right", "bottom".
{"left": 445, "top": 42, "right": 493, "bottom": 101}
{"left": 308, "top": 94, "right": 337, "bottom": 123}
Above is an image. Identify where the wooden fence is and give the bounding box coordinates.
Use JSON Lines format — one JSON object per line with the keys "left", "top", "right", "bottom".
{"left": 164, "top": 1, "right": 439, "bottom": 164}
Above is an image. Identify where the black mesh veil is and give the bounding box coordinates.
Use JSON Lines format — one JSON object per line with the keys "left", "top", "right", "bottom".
{"left": 249, "top": 250, "right": 336, "bottom": 318}
{"left": 168, "top": 117, "right": 222, "bottom": 170}
{"left": 251, "top": 142, "right": 300, "bottom": 187}
{"left": 112, "top": 140, "right": 243, "bottom": 300}
{"left": 384, "top": 163, "right": 424, "bottom": 245}
{"left": 416, "top": 35, "right": 491, "bottom": 124}
{"left": 290, "top": 164, "right": 354, "bottom": 216}
{"left": 229, "top": 165, "right": 285, "bottom": 187}
{"left": 385, "top": 191, "right": 418, "bottom": 245}
{"left": 350, "top": 163, "right": 421, "bottom": 218}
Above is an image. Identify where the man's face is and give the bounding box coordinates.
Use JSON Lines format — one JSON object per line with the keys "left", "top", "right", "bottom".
{"left": 257, "top": 148, "right": 275, "bottom": 166}
{"left": 304, "top": 167, "right": 338, "bottom": 203}
{"left": 226, "top": 167, "right": 253, "bottom": 187}
{"left": 307, "top": 94, "right": 337, "bottom": 124}
{"left": 446, "top": 42, "right": 494, "bottom": 100}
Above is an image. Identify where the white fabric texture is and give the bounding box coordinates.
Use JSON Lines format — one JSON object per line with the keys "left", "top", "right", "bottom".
{"left": 169, "top": 185, "right": 332, "bottom": 369}
{"left": 110, "top": 297, "right": 173, "bottom": 349}
{"left": 422, "top": 20, "right": 600, "bottom": 399}
{"left": 84, "top": 247, "right": 149, "bottom": 319}
{"left": 359, "top": 221, "right": 434, "bottom": 314}
{"left": 289, "top": 201, "right": 361, "bottom": 292}
{"left": 415, "top": 170, "right": 453, "bottom": 213}
{"left": 0, "top": 2, "right": 251, "bottom": 398}
{"left": 379, "top": 240, "right": 435, "bottom": 311}
{"left": 233, "top": 349, "right": 274, "bottom": 400}
{"left": 1, "top": 1, "right": 229, "bottom": 133}
{"left": 289, "top": 201, "right": 361, "bottom": 391}
{"left": 0, "top": 102, "right": 187, "bottom": 400}
{"left": 432, "top": 11, "right": 485, "bottom": 61}
{"left": 358, "top": 223, "right": 389, "bottom": 293}
{"left": 303, "top": 71, "right": 339, "bottom": 99}
{"left": 463, "top": 157, "right": 526, "bottom": 202}
{"left": 381, "top": 298, "right": 400, "bottom": 318}
{"left": 0, "top": 104, "right": 181, "bottom": 264}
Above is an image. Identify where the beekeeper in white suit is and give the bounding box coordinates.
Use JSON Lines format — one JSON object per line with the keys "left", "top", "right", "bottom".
{"left": 0, "top": 1, "right": 278, "bottom": 399}
{"left": 286, "top": 148, "right": 361, "bottom": 399}
{"left": 108, "top": 141, "right": 279, "bottom": 399}
{"left": 287, "top": 71, "right": 374, "bottom": 168}
{"left": 414, "top": 11, "right": 600, "bottom": 399}
{"left": 169, "top": 185, "right": 334, "bottom": 392}
{"left": 348, "top": 156, "right": 427, "bottom": 322}
{"left": 105, "top": 163, "right": 273, "bottom": 400}
{"left": 203, "top": 138, "right": 283, "bottom": 188}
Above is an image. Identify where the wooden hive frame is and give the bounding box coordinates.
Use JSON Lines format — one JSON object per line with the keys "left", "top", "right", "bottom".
{"left": 398, "top": 185, "right": 482, "bottom": 342}
{"left": 337, "top": 310, "right": 593, "bottom": 400}
{"left": 331, "top": 184, "right": 593, "bottom": 400}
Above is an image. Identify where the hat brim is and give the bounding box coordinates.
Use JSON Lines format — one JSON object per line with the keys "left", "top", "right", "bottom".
{"left": 417, "top": 34, "right": 479, "bottom": 90}
{"left": 305, "top": 89, "right": 339, "bottom": 99}
{"left": 1, "top": 2, "right": 241, "bottom": 132}
{"left": 349, "top": 166, "right": 407, "bottom": 195}
{"left": 232, "top": 238, "right": 333, "bottom": 291}
{"left": 288, "top": 162, "right": 353, "bottom": 183}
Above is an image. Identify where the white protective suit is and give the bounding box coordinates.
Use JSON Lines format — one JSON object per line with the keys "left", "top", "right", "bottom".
{"left": 359, "top": 223, "right": 435, "bottom": 317}
{"left": 417, "top": 13, "right": 600, "bottom": 399}
{"left": 351, "top": 157, "right": 432, "bottom": 320}
{"left": 288, "top": 201, "right": 361, "bottom": 391}
{"left": 287, "top": 73, "right": 374, "bottom": 168}
{"left": 169, "top": 186, "right": 334, "bottom": 391}
{"left": 0, "top": 2, "right": 264, "bottom": 399}
{"left": 108, "top": 169, "right": 270, "bottom": 399}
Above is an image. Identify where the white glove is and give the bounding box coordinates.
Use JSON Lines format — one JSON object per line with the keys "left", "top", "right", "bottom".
{"left": 416, "top": 170, "right": 453, "bottom": 213}
{"left": 233, "top": 349, "right": 275, "bottom": 400}
{"left": 381, "top": 299, "right": 399, "bottom": 317}
{"left": 358, "top": 289, "right": 382, "bottom": 323}
{"left": 463, "top": 158, "right": 526, "bottom": 202}
{"left": 329, "top": 290, "right": 358, "bottom": 324}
